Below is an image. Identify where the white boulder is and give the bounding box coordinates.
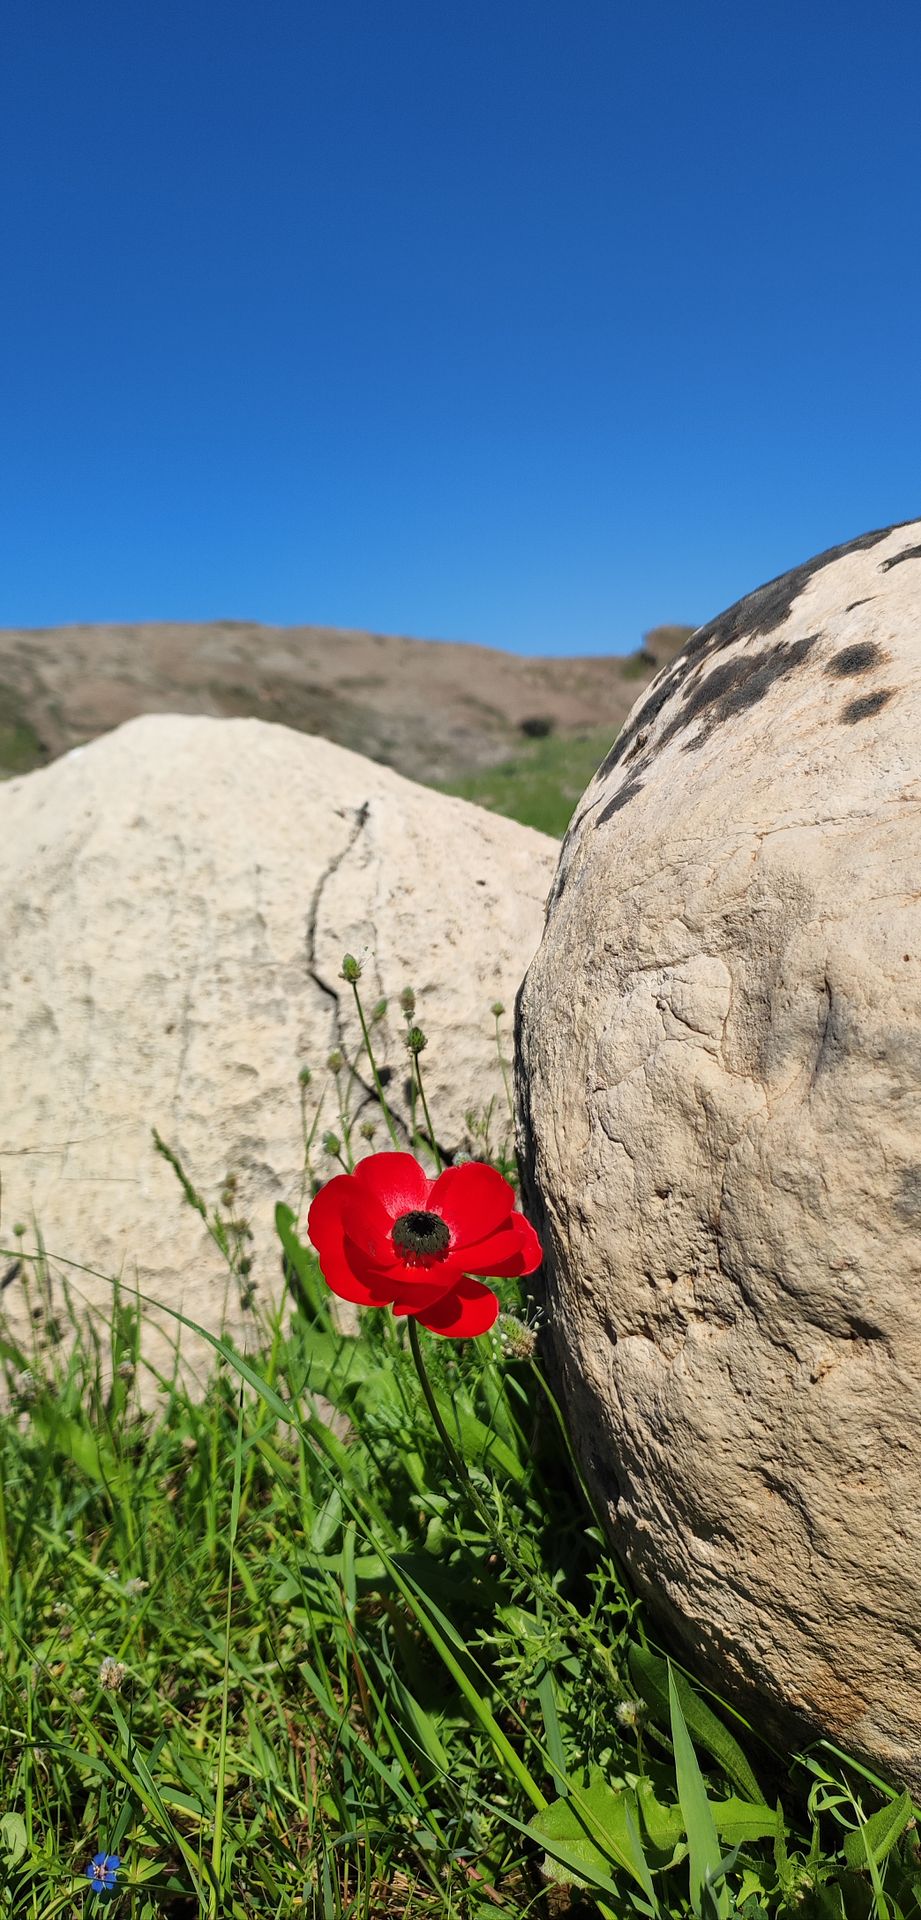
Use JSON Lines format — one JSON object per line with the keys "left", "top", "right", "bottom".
{"left": 516, "top": 520, "right": 921, "bottom": 1787}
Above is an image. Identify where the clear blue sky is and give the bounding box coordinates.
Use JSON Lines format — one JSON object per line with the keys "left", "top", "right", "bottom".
{"left": 2, "top": 2, "right": 920, "bottom": 656}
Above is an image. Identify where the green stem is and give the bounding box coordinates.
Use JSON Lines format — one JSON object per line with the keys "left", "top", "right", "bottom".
{"left": 408, "top": 1317, "right": 483, "bottom": 1512}
{"left": 494, "top": 1009, "right": 514, "bottom": 1121}
{"left": 350, "top": 979, "right": 401, "bottom": 1150}
{"left": 412, "top": 1053, "right": 442, "bottom": 1172}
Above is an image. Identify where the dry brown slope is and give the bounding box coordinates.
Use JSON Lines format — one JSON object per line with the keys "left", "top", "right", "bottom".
{"left": 0, "top": 618, "right": 693, "bottom": 783}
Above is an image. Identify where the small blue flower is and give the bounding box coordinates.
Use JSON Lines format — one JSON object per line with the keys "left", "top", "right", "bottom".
{"left": 85, "top": 1851, "right": 120, "bottom": 1895}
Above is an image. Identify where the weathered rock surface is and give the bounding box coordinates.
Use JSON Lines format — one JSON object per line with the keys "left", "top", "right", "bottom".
{"left": 0, "top": 714, "right": 557, "bottom": 1383}
{"left": 516, "top": 519, "right": 921, "bottom": 1788}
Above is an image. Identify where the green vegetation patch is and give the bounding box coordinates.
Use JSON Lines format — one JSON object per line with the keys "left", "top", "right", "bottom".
{"left": 431, "top": 725, "right": 617, "bottom": 837}
{"left": 0, "top": 683, "right": 45, "bottom": 777}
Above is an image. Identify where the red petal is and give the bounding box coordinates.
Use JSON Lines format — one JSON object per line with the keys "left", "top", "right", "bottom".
{"left": 390, "top": 1277, "right": 459, "bottom": 1315}
{"left": 319, "top": 1248, "right": 394, "bottom": 1307}
{"left": 411, "top": 1277, "right": 500, "bottom": 1339}
{"left": 454, "top": 1213, "right": 543, "bottom": 1279}
{"left": 352, "top": 1152, "right": 432, "bottom": 1219}
{"left": 308, "top": 1175, "right": 397, "bottom": 1306}
{"left": 428, "top": 1162, "right": 516, "bottom": 1245}
{"left": 308, "top": 1174, "right": 394, "bottom": 1264}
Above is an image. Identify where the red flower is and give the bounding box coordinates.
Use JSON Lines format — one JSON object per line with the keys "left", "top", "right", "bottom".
{"left": 307, "top": 1151, "right": 542, "bottom": 1338}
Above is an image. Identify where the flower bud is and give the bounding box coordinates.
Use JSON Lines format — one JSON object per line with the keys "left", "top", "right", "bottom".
{"left": 491, "top": 1001, "right": 505, "bottom": 1018}
{"left": 405, "top": 1026, "right": 428, "bottom": 1056}
{"left": 323, "top": 1131, "right": 341, "bottom": 1157}
{"left": 298, "top": 1066, "right": 312, "bottom": 1088}
{"left": 340, "top": 954, "right": 362, "bottom": 982}
{"left": 370, "top": 997, "right": 388, "bottom": 1023}
{"left": 399, "top": 986, "right": 416, "bottom": 1018}
{"left": 326, "top": 1049, "right": 344, "bottom": 1073}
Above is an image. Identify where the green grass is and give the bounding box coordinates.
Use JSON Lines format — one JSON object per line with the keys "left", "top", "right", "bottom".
{"left": 431, "top": 728, "right": 615, "bottom": 838}
{"left": 0, "top": 685, "right": 45, "bottom": 779}
{"left": 0, "top": 976, "right": 917, "bottom": 1918}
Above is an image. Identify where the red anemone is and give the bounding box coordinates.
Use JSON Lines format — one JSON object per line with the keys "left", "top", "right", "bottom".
{"left": 307, "top": 1151, "right": 542, "bottom": 1338}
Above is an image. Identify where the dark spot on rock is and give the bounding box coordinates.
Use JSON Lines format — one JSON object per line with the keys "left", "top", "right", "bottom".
{"left": 840, "top": 688, "right": 896, "bottom": 724}
{"left": 844, "top": 1316, "right": 887, "bottom": 1343}
{"left": 904, "top": 954, "right": 911, "bottom": 962}
{"left": 825, "top": 641, "right": 886, "bottom": 678}
{"left": 657, "top": 634, "right": 820, "bottom": 751}
{"left": 594, "top": 675, "right": 681, "bottom": 781}
{"left": 677, "top": 523, "right": 902, "bottom": 665}
{"left": 624, "top": 729, "right": 648, "bottom": 762}
{"left": 595, "top": 778, "right": 645, "bottom": 824}
{"left": 575, "top": 524, "right": 914, "bottom": 812}
{"left": 879, "top": 542, "right": 921, "bottom": 572}
{"left": 894, "top": 1166, "right": 921, "bottom": 1222}
{"left": 845, "top": 598, "right": 874, "bottom": 612}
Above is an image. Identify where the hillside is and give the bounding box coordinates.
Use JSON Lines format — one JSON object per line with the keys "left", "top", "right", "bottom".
{"left": 0, "top": 618, "right": 694, "bottom": 833}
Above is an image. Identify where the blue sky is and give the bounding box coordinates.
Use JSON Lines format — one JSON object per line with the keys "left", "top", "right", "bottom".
{"left": 2, "top": 1, "right": 920, "bottom": 656}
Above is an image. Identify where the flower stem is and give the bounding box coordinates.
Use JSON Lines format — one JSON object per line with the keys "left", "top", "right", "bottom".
{"left": 408, "top": 1317, "right": 479, "bottom": 1505}
{"left": 350, "top": 979, "right": 401, "bottom": 1151}
{"left": 412, "top": 1053, "right": 442, "bottom": 1173}
{"left": 407, "top": 1317, "right": 624, "bottom": 1700}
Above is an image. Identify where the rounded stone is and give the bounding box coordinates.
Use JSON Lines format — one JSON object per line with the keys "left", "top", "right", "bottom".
{"left": 0, "top": 714, "right": 557, "bottom": 1388}
{"left": 516, "top": 520, "right": 921, "bottom": 1788}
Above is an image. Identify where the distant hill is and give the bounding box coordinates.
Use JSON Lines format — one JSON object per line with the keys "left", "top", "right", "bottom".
{"left": 0, "top": 618, "right": 695, "bottom": 833}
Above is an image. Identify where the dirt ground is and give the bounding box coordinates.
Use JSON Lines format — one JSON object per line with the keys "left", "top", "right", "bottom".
{"left": 0, "top": 619, "right": 694, "bottom": 784}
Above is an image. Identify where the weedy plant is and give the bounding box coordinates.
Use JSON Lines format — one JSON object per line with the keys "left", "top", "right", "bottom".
{"left": 0, "top": 959, "right": 918, "bottom": 1918}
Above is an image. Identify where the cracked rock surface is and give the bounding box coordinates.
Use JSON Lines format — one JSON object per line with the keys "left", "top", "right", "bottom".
{"left": 516, "top": 519, "right": 921, "bottom": 1789}
{"left": 0, "top": 713, "right": 557, "bottom": 1387}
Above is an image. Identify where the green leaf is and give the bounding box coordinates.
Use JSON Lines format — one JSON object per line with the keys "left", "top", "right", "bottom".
{"left": 669, "top": 1662, "right": 731, "bottom": 1920}
{"left": 527, "top": 1778, "right": 650, "bottom": 1892}
{"left": 638, "top": 1779, "right": 779, "bottom": 1855}
{"left": 391, "top": 1676, "right": 451, "bottom": 1777}
{"left": 309, "top": 1488, "right": 342, "bottom": 1553}
{"left": 637, "top": 1776, "right": 687, "bottom": 1852}
{"left": 843, "top": 1791, "right": 913, "bottom": 1872}
{"left": 0, "top": 1815, "right": 26, "bottom": 1866}
{"left": 536, "top": 1664, "right": 568, "bottom": 1791}
{"left": 430, "top": 1387, "right": 526, "bottom": 1484}
{"left": 629, "top": 1642, "right": 767, "bottom": 1804}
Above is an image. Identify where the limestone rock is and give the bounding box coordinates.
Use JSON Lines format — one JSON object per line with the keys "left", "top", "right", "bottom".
{"left": 0, "top": 714, "right": 557, "bottom": 1385}
{"left": 516, "top": 519, "right": 921, "bottom": 1788}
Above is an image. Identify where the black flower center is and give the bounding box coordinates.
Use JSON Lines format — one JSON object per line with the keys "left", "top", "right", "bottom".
{"left": 391, "top": 1209, "right": 451, "bottom": 1264}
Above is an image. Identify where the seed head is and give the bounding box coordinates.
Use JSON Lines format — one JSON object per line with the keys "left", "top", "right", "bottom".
{"left": 370, "top": 997, "right": 388, "bottom": 1023}
{"left": 298, "top": 1065, "right": 312, "bottom": 1088}
{"left": 497, "top": 1314, "right": 537, "bottom": 1360}
{"left": 399, "top": 986, "right": 416, "bottom": 1018}
{"left": 359, "top": 1121, "right": 376, "bottom": 1141}
{"left": 405, "top": 1025, "right": 428, "bottom": 1056}
{"left": 491, "top": 1001, "right": 505, "bottom": 1018}
{"left": 323, "top": 1131, "right": 341, "bottom": 1157}
{"left": 98, "top": 1657, "right": 127, "bottom": 1693}
{"left": 339, "top": 953, "right": 362, "bottom": 982}
{"left": 614, "top": 1698, "right": 646, "bottom": 1731}
{"left": 326, "top": 1048, "right": 344, "bottom": 1073}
